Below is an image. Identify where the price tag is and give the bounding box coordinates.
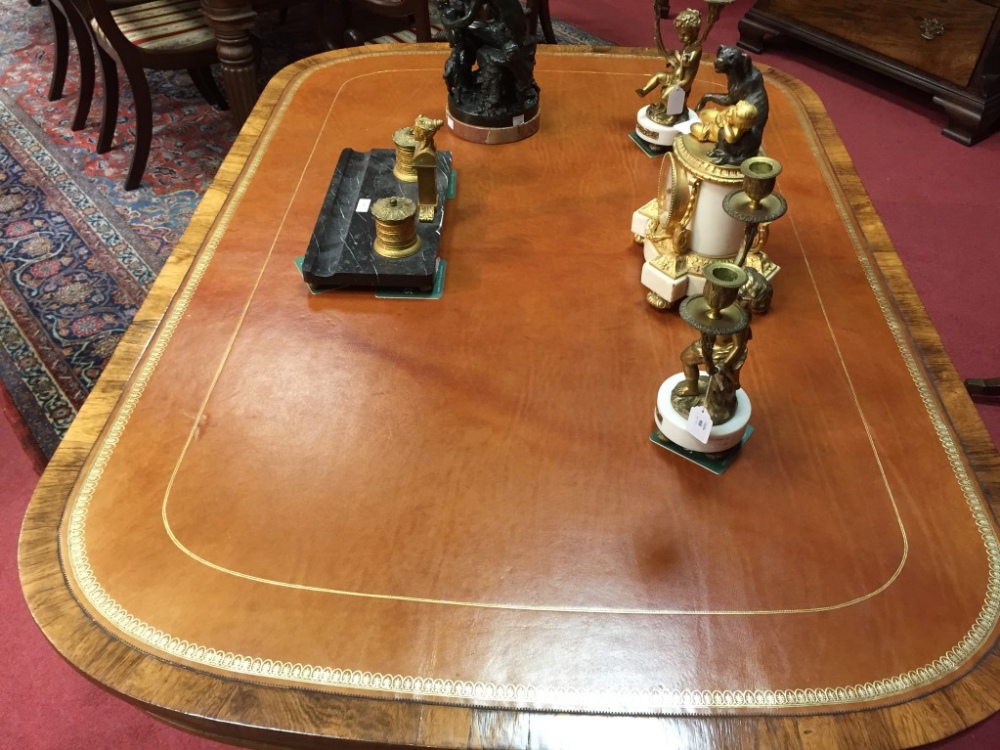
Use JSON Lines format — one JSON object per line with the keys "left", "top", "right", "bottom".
{"left": 356, "top": 198, "right": 371, "bottom": 213}
{"left": 686, "top": 405, "right": 713, "bottom": 444}
{"left": 513, "top": 114, "right": 525, "bottom": 126}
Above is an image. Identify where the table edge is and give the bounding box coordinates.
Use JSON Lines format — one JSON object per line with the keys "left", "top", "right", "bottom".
{"left": 18, "top": 44, "right": 1000, "bottom": 750}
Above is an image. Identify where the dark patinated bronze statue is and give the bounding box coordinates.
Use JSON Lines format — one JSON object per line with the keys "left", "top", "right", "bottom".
{"left": 437, "top": 0, "right": 540, "bottom": 140}
{"left": 694, "top": 45, "right": 769, "bottom": 166}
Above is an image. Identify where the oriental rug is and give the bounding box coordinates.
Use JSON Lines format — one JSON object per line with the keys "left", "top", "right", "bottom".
{"left": 0, "top": 0, "right": 608, "bottom": 458}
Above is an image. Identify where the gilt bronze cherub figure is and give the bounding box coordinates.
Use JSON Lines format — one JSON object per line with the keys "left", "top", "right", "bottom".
{"left": 635, "top": 6, "right": 704, "bottom": 128}
{"left": 632, "top": 0, "right": 734, "bottom": 149}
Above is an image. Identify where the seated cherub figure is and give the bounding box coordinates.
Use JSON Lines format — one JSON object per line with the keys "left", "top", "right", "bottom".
{"left": 635, "top": 8, "right": 703, "bottom": 126}
{"left": 690, "top": 100, "right": 758, "bottom": 145}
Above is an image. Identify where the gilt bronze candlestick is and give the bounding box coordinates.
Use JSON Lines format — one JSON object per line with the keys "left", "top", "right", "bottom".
{"left": 654, "top": 261, "right": 753, "bottom": 454}
{"left": 721, "top": 156, "right": 787, "bottom": 310}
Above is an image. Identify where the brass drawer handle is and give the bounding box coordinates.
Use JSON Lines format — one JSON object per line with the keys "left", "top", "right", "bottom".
{"left": 919, "top": 17, "right": 945, "bottom": 40}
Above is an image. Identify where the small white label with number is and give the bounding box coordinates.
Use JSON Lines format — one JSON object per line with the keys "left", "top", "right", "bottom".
{"left": 356, "top": 198, "right": 371, "bottom": 213}
{"left": 687, "top": 405, "right": 713, "bottom": 444}
{"left": 513, "top": 114, "right": 525, "bottom": 126}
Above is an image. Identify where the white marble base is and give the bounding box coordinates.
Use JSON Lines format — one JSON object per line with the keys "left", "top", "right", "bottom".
{"left": 635, "top": 105, "right": 696, "bottom": 147}
{"left": 641, "top": 260, "right": 688, "bottom": 305}
{"left": 654, "top": 373, "right": 751, "bottom": 453}
{"left": 630, "top": 202, "right": 664, "bottom": 262}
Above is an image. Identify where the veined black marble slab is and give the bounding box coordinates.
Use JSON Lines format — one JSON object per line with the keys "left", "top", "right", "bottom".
{"left": 302, "top": 148, "right": 452, "bottom": 291}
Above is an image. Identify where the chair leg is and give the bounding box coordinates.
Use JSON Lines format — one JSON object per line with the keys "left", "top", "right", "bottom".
{"left": 46, "top": 0, "right": 69, "bottom": 101}
{"left": 316, "top": 0, "right": 347, "bottom": 50}
{"left": 122, "top": 63, "right": 152, "bottom": 190}
{"left": 95, "top": 46, "right": 118, "bottom": 154}
{"left": 966, "top": 378, "right": 1000, "bottom": 398}
{"left": 413, "top": 0, "right": 432, "bottom": 42}
{"left": 524, "top": 0, "right": 538, "bottom": 38}
{"left": 64, "top": 0, "right": 95, "bottom": 130}
{"left": 537, "top": 0, "right": 556, "bottom": 44}
{"left": 187, "top": 67, "right": 227, "bottom": 110}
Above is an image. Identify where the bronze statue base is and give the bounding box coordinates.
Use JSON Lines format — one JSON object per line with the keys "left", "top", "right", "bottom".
{"left": 446, "top": 105, "right": 541, "bottom": 145}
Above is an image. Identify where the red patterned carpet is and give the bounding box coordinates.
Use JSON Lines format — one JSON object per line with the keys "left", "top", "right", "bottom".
{"left": 0, "top": 0, "right": 314, "bottom": 455}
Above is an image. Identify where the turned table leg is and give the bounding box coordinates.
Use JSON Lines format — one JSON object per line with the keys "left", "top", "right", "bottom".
{"left": 200, "top": 0, "right": 258, "bottom": 126}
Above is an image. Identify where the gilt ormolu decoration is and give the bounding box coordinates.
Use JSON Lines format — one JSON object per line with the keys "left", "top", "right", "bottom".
{"left": 631, "top": 44, "right": 782, "bottom": 309}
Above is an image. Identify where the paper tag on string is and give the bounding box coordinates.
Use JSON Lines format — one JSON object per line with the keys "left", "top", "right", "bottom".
{"left": 687, "top": 405, "right": 713, "bottom": 444}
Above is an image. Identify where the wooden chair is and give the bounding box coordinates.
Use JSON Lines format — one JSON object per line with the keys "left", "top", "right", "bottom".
{"left": 321, "top": 0, "right": 434, "bottom": 48}
{"left": 45, "top": 0, "right": 96, "bottom": 131}
{"left": 966, "top": 378, "right": 1000, "bottom": 399}
{"left": 326, "top": 0, "right": 554, "bottom": 48}
{"left": 525, "top": 0, "right": 554, "bottom": 44}
{"left": 87, "top": 0, "right": 227, "bottom": 190}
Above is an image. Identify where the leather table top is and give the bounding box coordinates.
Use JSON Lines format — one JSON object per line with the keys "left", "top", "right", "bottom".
{"left": 35, "top": 46, "right": 1000, "bottom": 730}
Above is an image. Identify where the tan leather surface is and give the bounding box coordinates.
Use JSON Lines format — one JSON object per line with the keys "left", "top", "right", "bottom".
{"left": 60, "top": 48, "right": 1000, "bottom": 714}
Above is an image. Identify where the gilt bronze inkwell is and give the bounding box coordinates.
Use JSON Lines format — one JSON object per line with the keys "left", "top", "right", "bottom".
{"left": 300, "top": 115, "right": 453, "bottom": 292}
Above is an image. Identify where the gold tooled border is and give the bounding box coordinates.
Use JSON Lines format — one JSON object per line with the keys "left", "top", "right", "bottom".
{"left": 161, "top": 70, "right": 908, "bottom": 617}
{"left": 63, "top": 51, "right": 1000, "bottom": 712}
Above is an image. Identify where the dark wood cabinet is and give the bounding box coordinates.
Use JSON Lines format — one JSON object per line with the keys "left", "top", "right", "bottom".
{"left": 738, "top": 0, "right": 1000, "bottom": 145}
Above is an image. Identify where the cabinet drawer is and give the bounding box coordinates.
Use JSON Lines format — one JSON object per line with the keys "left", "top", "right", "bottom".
{"left": 757, "top": 0, "right": 997, "bottom": 87}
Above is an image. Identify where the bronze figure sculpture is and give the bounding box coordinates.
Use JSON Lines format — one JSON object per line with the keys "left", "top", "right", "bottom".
{"left": 411, "top": 115, "right": 445, "bottom": 220}
{"left": 695, "top": 45, "right": 769, "bottom": 165}
{"left": 437, "top": 0, "right": 540, "bottom": 139}
{"left": 634, "top": 0, "right": 734, "bottom": 127}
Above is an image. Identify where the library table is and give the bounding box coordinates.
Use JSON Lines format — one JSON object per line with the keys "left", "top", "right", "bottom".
{"left": 19, "top": 45, "right": 1000, "bottom": 749}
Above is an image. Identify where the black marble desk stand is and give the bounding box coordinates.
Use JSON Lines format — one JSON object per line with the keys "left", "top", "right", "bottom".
{"left": 302, "top": 148, "right": 452, "bottom": 292}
